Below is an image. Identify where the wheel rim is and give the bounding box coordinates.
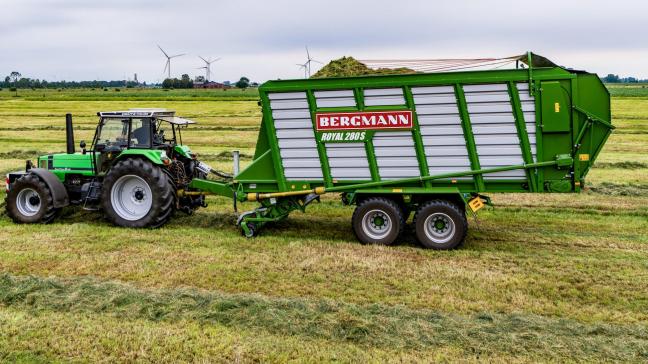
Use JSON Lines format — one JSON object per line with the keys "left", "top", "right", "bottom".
{"left": 16, "top": 188, "right": 41, "bottom": 217}
{"left": 110, "top": 175, "right": 153, "bottom": 221}
{"left": 423, "top": 212, "right": 455, "bottom": 244}
{"left": 361, "top": 209, "right": 392, "bottom": 240}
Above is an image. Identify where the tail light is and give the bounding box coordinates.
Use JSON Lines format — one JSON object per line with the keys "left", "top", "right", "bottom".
{"left": 5, "top": 176, "right": 10, "bottom": 192}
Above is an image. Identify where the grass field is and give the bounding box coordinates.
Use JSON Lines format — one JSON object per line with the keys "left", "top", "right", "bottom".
{"left": 0, "top": 88, "right": 647, "bottom": 362}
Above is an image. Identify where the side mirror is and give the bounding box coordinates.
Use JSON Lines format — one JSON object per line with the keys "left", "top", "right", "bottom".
{"left": 80, "top": 140, "right": 87, "bottom": 154}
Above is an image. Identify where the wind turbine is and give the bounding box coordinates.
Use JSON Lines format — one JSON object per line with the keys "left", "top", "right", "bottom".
{"left": 158, "top": 45, "right": 186, "bottom": 79}
{"left": 296, "top": 46, "right": 322, "bottom": 78}
{"left": 198, "top": 56, "right": 220, "bottom": 82}
{"left": 296, "top": 62, "right": 309, "bottom": 78}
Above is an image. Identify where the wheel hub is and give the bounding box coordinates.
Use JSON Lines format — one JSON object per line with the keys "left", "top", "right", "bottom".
{"left": 28, "top": 195, "right": 41, "bottom": 206}
{"left": 133, "top": 189, "right": 145, "bottom": 201}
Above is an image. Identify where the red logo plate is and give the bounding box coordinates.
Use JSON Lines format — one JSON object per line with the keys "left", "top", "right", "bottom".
{"left": 316, "top": 111, "right": 413, "bottom": 131}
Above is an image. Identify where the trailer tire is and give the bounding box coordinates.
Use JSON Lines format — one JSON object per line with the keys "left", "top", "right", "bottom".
{"left": 352, "top": 197, "right": 404, "bottom": 246}
{"left": 102, "top": 158, "right": 175, "bottom": 228}
{"left": 5, "top": 173, "right": 60, "bottom": 224}
{"left": 413, "top": 200, "right": 467, "bottom": 250}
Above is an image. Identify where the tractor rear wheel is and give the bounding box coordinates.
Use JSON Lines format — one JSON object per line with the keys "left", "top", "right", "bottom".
{"left": 101, "top": 158, "right": 175, "bottom": 228}
{"left": 5, "top": 173, "right": 60, "bottom": 224}
{"left": 352, "top": 197, "right": 404, "bottom": 246}
{"left": 413, "top": 200, "right": 467, "bottom": 250}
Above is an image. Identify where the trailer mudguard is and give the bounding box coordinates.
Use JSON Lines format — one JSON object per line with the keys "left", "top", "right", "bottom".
{"left": 29, "top": 168, "right": 70, "bottom": 208}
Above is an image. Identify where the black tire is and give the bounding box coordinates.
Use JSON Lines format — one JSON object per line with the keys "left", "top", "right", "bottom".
{"left": 101, "top": 158, "right": 175, "bottom": 228}
{"left": 5, "top": 173, "right": 60, "bottom": 224}
{"left": 413, "top": 200, "right": 467, "bottom": 250}
{"left": 352, "top": 197, "right": 404, "bottom": 245}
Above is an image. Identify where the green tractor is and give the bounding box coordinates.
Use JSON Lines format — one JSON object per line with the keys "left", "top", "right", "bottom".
{"left": 4, "top": 109, "right": 222, "bottom": 227}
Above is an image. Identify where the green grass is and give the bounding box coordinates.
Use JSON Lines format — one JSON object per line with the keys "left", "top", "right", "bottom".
{"left": 0, "top": 91, "right": 646, "bottom": 362}
{"left": 0, "top": 87, "right": 259, "bottom": 101}
{"left": 606, "top": 84, "right": 648, "bottom": 98}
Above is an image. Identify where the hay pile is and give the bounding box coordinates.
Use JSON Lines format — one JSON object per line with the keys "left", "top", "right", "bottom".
{"left": 311, "top": 57, "right": 417, "bottom": 78}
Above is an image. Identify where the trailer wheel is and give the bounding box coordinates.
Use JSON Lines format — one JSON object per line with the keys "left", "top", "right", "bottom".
{"left": 102, "top": 158, "right": 175, "bottom": 228}
{"left": 413, "top": 200, "right": 467, "bottom": 250}
{"left": 5, "top": 173, "right": 60, "bottom": 224}
{"left": 352, "top": 197, "right": 404, "bottom": 245}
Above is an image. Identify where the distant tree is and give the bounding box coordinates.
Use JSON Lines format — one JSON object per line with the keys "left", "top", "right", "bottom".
{"left": 180, "top": 74, "right": 193, "bottom": 88}
{"left": 10, "top": 71, "right": 21, "bottom": 84}
{"left": 9, "top": 72, "right": 21, "bottom": 95}
{"left": 603, "top": 74, "right": 620, "bottom": 83}
{"left": 235, "top": 76, "right": 250, "bottom": 89}
{"left": 162, "top": 78, "right": 174, "bottom": 89}
{"left": 195, "top": 75, "right": 205, "bottom": 83}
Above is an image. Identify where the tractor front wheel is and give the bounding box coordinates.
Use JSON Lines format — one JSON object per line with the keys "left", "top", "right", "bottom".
{"left": 101, "top": 158, "right": 175, "bottom": 228}
{"left": 5, "top": 173, "right": 60, "bottom": 224}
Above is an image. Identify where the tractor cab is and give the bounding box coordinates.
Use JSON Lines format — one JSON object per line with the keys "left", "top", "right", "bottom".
{"left": 94, "top": 109, "right": 194, "bottom": 153}
{"left": 91, "top": 109, "right": 197, "bottom": 173}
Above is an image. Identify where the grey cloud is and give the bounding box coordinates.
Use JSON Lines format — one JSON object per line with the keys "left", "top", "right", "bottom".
{"left": 1, "top": 0, "right": 647, "bottom": 81}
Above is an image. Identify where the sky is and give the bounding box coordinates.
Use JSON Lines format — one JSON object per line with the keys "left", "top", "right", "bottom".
{"left": 1, "top": 0, "right": 647, "bottom": 83}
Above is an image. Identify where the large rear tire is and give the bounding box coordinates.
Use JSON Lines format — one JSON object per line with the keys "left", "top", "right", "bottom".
{"left": 352, "top": 197, "right": 404, "bottom": 246}
{"left": 101, "top": 158, "right": 175, "bottom": 228}
{"left": 5, "top": 174, "right": 60, "bottom": 224}
{"left": 413, "top": 200, "right": 467, "bottom": 250}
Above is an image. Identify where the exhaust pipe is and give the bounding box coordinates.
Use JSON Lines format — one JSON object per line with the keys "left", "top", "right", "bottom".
{"left": 65, "top": 113, "right": 75, "bottom": 154}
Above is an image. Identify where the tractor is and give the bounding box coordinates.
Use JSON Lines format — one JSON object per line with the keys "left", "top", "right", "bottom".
{"left": 4, "top": 109, "right": 222, "bottom": 227}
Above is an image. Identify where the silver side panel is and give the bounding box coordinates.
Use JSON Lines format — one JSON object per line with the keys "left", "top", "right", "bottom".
{"left": 373, "top": 131, "right": 420, "bottom": 179}
{"left": 274, "top": 118, "right": 314, "bottom": 130}
{"left": 364, "top": 88, "right": 406, "bottom": 106}
{"left": 413, "top": 85, "right": 472, "bottom": 180}
{"left": 412, "top": 86, "right": 455, "bottom": 94}
{"left": 269, "top": 92, "right": 323, "bottom": 181}
{"left": 314, "top": 89, "right": 356, "bottom": 108}
{"left": 325, "top": 143, "right": 371, "bottom": 180}
{"left": 464, "top": 83, "right": 529, "bottom": 180}
{"left": 268, "top": 92, "right": 310, "bottom": 100}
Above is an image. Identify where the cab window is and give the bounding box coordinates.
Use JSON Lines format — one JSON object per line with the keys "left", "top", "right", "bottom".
{"left": 130, "top": 118, "right": 152, "bottom": 148}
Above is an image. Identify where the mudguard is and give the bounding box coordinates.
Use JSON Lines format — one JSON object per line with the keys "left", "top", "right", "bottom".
{"left": 29, "top": 168, "right": 69, "bottom": 208}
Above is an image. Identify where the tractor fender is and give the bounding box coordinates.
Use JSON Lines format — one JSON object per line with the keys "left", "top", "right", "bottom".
{"left": 29, "top": 168, "right": 69, "bottom": 208}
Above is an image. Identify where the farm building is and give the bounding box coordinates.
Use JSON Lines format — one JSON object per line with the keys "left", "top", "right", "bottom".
{"left": 193, "top": 81, "right": 232, "bottom": 89}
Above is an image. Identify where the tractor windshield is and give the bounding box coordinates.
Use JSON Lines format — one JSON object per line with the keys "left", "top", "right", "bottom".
{"left": 95, "top": 117, "right": 153, "bottom": 151}
{"left": 96, "top": 118, "right": 129, "bottom": 150}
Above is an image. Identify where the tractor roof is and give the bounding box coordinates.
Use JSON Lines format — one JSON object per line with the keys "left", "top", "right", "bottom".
{"left": 97, "top": 109, "right": 196, "bottom": 124}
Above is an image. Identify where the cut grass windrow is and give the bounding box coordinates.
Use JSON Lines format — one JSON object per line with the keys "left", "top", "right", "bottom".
{"left": 594, "top": 161, "right": 648, "bottom": 169}
{"left": 587, "top": 182, "right": 648, "bottom": 196}
{"left": 1, "top": 273, "right": 647, "bottom": 362}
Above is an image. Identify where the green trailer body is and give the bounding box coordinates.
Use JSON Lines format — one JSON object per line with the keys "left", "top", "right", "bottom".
{"left": 194, "top": 53, "right": 613, "bottom": 247}
{"left": 225, "top": 63, "right": 611, "bottom": 194}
